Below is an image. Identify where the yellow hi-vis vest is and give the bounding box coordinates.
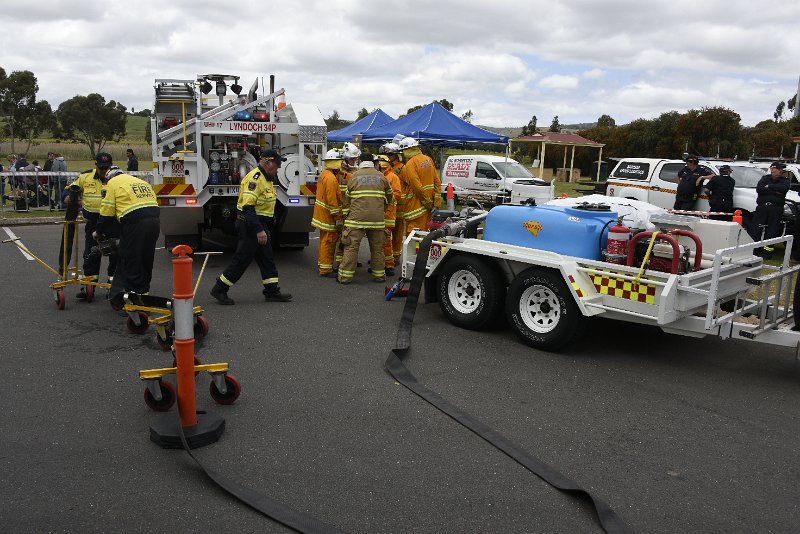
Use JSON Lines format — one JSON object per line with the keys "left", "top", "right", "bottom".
{"left": 238, "top": 167, "right": 276, "bottom": 218}
{"left": 100, "top": 173, "right": 158, "bottom": 220}
{"left": 71, "top": 169, "right": 105, "bottom": 213}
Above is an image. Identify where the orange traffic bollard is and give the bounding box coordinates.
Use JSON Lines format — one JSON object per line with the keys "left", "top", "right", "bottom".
{"left": 733, "top": 209, "right": 743, "bottom": 226}
{"left": 172, "top": 244, "right": 198, "bottom": 429}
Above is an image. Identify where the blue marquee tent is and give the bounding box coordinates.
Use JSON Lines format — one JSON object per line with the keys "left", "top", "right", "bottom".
{"left": 361, "top": 102, "right": 508, "bottom": 145}
{"left": 327, "top": 108, "right": 395, "bottom": 142}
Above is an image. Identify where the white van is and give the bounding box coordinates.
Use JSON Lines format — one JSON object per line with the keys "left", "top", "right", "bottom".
{"left": 440, "top": 154, "right": 553, "bottom": 205}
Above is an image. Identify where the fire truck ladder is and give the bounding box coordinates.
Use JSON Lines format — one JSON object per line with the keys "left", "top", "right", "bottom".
{"left": 156, "top": 88, "right": 286, "bottom": 147}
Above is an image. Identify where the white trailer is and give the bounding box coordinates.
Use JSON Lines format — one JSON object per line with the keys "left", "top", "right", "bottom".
{"left": 401, "top": 206, "right": 800, "bottom": 354}
{"left": 150, "top": 74, "right": 327, "bottom": 249}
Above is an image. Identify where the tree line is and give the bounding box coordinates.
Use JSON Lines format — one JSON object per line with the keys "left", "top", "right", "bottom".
{"left": 3, "top": 66, "right": 798, "bottom": 169}
{"left": 0, "top": 67, "right": 127, "bottom": 158}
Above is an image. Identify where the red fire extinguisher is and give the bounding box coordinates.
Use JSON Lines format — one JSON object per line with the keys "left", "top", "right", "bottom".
{"left": 606, "top": 220, "right": 630, "bottom": 264}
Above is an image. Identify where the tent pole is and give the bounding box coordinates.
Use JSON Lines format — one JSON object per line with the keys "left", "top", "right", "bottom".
{"left": 596, "top": 147, "right": 603, "bottom": 181}
{"left": 569, "top": 145, "right": 576, "bottom": 183}
{"left": 540, "top": 142, "right": 547, "bottom": 181}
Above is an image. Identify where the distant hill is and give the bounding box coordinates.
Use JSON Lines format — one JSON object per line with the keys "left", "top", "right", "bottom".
{"left": 477, "top": 123, "right": 597, "bottom": 138}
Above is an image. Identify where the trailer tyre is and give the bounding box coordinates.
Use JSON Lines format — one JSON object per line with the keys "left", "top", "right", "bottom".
{"left": 505, "top": 268, "right": 586, "bottom": 352}
{"left": 438, "top": 255, "right": 505, "bottom": 329}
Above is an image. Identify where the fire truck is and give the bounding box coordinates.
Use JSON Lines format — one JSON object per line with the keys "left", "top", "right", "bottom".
{"left": 402, "top": 198, "right": 800, "bottom": 354}
{"left": 150, "top": 74, "right": 327, "bottom": 249}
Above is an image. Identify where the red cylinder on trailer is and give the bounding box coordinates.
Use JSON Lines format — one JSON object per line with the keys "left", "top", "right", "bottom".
{"left": 606, "top": 222, "right": 630, "bottom": 264}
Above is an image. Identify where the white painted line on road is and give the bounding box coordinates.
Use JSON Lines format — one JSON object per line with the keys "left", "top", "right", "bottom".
{"left": 2, "top": 227, "right": 35, "bottom": 260}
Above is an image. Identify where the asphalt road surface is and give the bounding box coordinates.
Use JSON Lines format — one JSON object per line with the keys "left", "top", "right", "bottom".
{"left": 2, "top": 224, "right": 800, "bottom": 533}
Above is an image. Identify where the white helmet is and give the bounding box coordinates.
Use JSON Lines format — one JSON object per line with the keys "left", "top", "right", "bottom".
{"left": 322, "top": 149, "right": 342, "bottom": 161}
{"left": 342, "top": 142, "right": 361, "bottom": 159}
{"left": 106, "top": 166, "right": 124, "bottom": 180}
{"left": 380, "top": 142, "right": 400, "bottom": 154}
{"left": 398, "top": 137, "right": 420, "bottom": 150}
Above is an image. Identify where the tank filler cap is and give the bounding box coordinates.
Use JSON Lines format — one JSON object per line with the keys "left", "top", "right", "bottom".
{"left": 572, "top": 202, "right": 612, "bottom": 212}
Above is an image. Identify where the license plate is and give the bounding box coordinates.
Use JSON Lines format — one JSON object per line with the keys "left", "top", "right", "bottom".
{"left": 164, "top": 176, "right": 184, "bottom": 184}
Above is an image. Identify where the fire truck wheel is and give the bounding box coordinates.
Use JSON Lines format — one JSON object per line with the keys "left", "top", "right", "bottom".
{"left": 84, "top": 284, "right": 94, "bottom": 303}
{"left": 210, "top": 374, "right": 241, "bottom": 405}
{"left": 438, "top": 255, "right": 505, "bottom": 329}
{"left": 143, "top": 380, "right": 175, "bottom": 412}
{"left": 505, "top": 268, "right": 587, "bottom": 352}
{"left": 194, "top": 315, "right": 210, "bottom": 339}
{"left": 126, "top": 312, "right": 150, "bottom": 334}
{"left": 55, "top": 289, "right": 66, "bottom": 310}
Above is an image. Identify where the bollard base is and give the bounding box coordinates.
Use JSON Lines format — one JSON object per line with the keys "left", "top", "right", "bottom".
{"left": 149, "top": 413, "right": 225, "bottom": 449}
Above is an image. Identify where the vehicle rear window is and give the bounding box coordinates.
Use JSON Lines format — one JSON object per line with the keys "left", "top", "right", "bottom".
{"left": 658, "top": 163, "right": 684, "bottom": 182}
{"left": 612, "top": 161, "right": 650, "bottom": 180}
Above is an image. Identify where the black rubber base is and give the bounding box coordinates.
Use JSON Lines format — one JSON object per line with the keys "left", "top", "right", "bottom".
{"left": 149, "top": 413, "right": 225, "bottom": 449}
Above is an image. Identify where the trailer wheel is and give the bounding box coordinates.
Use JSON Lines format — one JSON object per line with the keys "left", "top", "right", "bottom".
{"left": 143, "top": 380, "right": 175, "bottom": 412}
{"left": 437, "top": 255, "right": 505, "bottom": 329}
{"left": 505, "top": 268, "right": 586, "bottom": 352}
{"left": 126, "top": 312, "right": 150, "bottom": 334}
{"left": 210, "top": 374, "right": 241, "bottom": 405}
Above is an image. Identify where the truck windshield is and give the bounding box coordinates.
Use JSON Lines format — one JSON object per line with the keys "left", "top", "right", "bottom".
{"left": 493, "top": 162, "right": 535, "bottom": 179}
{"left": 727, "top": 165, "right": 767, "bottom": 188}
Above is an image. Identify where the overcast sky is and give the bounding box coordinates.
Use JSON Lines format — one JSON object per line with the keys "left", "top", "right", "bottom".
{"left": 2, "top": 0, "right": 799, "bottom": 128}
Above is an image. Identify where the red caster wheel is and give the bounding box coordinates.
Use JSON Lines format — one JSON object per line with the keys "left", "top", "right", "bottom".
{"left": 84, "top": 284, "right": 94, "bottom": 303}
{"left": 54, "top": 289, "right": 66, "bottom": 310}
{"left": 194, "top": 315, "right": 210, "bottom": 339}
{"left": 143, "top": 380, "right": 175, "bottom": 412}
{"left": 126, "top": 312, "right": 149, "bottom": 334}
{"left": 209, "top": 374, "right": 241, "bottom": 405}
{"left": 156, "top": 333, "right": 173, "bottom": 352}
{"left": 172, "top": 355, "right": 202, "bottom": 377}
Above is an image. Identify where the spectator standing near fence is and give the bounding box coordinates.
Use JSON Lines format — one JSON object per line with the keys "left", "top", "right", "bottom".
{"left": 50, "top": 153, "right": 68, "bottom": 210}
{"left": 126, "top": 149, "right": 138, "bottom": 172}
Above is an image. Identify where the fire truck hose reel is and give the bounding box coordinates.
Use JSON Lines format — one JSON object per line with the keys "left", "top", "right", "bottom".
{"left": 386, "top": 226, "right": 633, "bottom": 534}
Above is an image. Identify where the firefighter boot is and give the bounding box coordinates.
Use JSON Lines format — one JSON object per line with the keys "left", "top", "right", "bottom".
{"left": 263, "top": 286, "right": 292, "bottom": 302}
{"left": 210, "top": 280, "right": 235, "bottom": 305}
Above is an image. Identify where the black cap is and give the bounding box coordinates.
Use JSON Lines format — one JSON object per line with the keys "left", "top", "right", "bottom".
{"left": 771, "top": 161, "right": 786, "bottom": 170}
{"left": 95, "top": 152, "right": 113, "bottom": 168}
{"left": 686, "top": 155, "right": 699, "bottom": 163}
{"left": 260, "top": 148, "right": 287, "bottom": 167}
{"left": 719, "top": 164, "right": 731, "bottom": 172}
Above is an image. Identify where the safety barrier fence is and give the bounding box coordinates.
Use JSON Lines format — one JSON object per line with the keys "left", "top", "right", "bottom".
{"left": 0, "top": 171, "right": 154, "bottom": 218}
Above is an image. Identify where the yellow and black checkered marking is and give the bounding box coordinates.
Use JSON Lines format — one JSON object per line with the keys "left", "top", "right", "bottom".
{"left": 568, "top": 275, "right": 585, "bottom": 297}
{"left": 590, "top": 271, "right": 656, "bottom": 304}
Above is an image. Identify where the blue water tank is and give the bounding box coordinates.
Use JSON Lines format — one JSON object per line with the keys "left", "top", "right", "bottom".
{"left": 482, "top": 205, "right": 618, "bottom": 260}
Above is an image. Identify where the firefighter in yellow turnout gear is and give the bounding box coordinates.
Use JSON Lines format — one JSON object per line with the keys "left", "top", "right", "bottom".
{"left": 397, "top": 137, "right": 441, "bottom": 236}
{"left": 210, "top": 149, "right": 292, "bottom": 305}
{"left": 95, "top": 166, "right": 160, "bottom": 302}
{"left": 377, "top": 152, "right": 401, "bottom": 277}
{"left": 334, "top": 142, "right": 360, "bottom": 266}
{"left": 311, "top": 149, "right": 345, "bottom": 277}
{"left": 337, "top": 153, "right": 394, "bottom": 284}
{"left": 60, "top": 152, "right": 119, "bottom": 296}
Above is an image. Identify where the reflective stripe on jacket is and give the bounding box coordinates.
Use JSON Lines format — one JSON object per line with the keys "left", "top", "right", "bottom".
{"left": 399, "top": 152, "right": 438, "bottom": 220}
{"left": 343, "top": 167, "right": 393, "bottom": 229}
{"left": 100, "top": 173, "right": 158, "bottom": 220}
{"left": 311, "top": 169, "right": 343, "bottom": 232}
{"left": 238, "top": 167, "right": 276, "bottom": 218}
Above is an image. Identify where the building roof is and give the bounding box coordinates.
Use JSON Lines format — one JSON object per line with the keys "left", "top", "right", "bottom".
{"left": 513, "top": 131, "right": 604, "bottom": 147}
